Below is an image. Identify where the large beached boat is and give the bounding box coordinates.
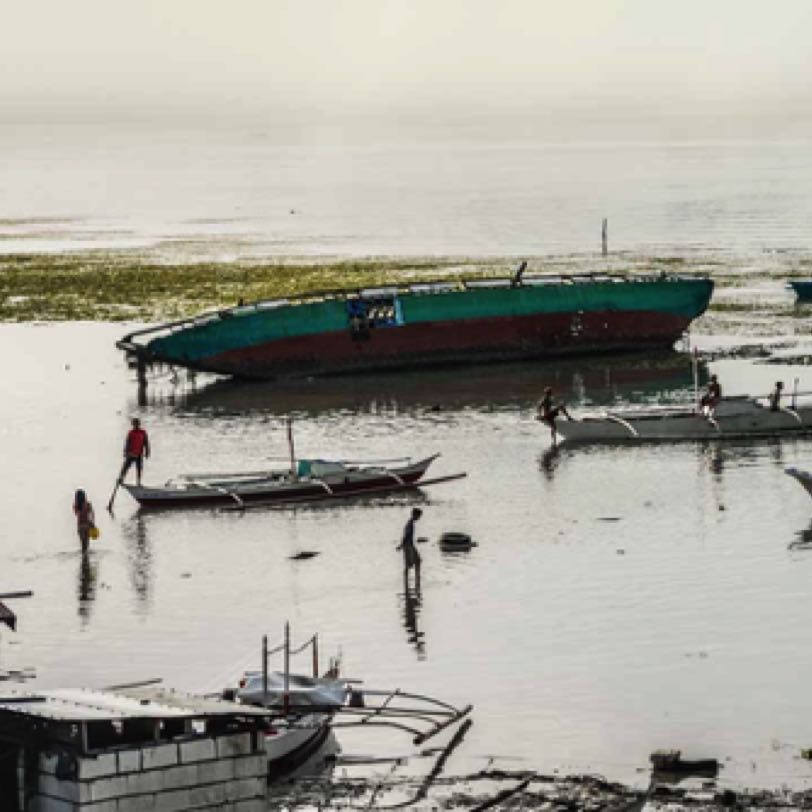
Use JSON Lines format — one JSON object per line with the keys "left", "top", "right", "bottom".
{"left": 116, "top": 269, "right": 714, "bottom": 380}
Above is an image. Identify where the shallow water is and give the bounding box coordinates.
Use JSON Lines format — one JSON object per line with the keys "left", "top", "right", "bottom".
{"left": 3, "top": 321, "right": 812, "bottom": 798}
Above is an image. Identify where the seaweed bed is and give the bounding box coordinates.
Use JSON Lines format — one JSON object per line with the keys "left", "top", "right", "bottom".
{"left": 0, "top": 250, "right": 726, "bottom": 322}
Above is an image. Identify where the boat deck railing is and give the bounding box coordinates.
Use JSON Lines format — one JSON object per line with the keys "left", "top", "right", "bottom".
{"left": 116, "top": 270, "right": 702, "bottom": 357}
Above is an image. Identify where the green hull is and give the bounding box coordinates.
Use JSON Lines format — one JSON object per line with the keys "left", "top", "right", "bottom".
{"left": 118, "top": 273, "right": 713, "bottom": 378}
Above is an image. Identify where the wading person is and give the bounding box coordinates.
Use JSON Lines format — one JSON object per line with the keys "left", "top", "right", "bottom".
{"left": 118, "top": 417, "right": 150, "bottom": 486}
{"left": 397, "top": 508, "right": 423, "bottom": 584}
{"left": 700, "top": 374, "right": 722, "bottom": 416}
{"left": 537, "top": 386, "right": 572, "bottom": 444}
{"left": 769, "top": 381, "right": 784, "bottom": 412}
{"left": 73, "top": 489, "right": 95, "bottom": 554}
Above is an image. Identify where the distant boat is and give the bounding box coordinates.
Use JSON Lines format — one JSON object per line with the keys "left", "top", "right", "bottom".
{"left": 788, "top": 281, "right": 812, "bottom": 302}
{"left": 121, "top": 454, "right": 463, "bottom": 509}
{"left": 550, "top": 395, "right": 812, "bottom": 443}
{"left": 117, "top": 269, "right": 714, "bottom": 380}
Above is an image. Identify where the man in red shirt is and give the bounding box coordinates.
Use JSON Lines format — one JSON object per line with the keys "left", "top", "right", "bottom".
{"left": 118, "top": 417, "right": 150, "bottom": 486}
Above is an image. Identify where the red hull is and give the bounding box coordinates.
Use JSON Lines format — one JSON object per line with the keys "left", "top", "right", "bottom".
{"left": 204, "top": 310, "right": 690, "bottom": 378}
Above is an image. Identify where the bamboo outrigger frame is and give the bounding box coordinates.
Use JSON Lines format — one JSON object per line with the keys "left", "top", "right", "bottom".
{"left": 248, "top": 623, "right": 473, "bottom": 747}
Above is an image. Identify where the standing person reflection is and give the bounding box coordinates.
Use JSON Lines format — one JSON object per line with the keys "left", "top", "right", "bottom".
{"left": 400, "top": 571, "right": 426, "bottom": 659}
{"left": 78, "top": 551, "right": 98, "bottom": 625}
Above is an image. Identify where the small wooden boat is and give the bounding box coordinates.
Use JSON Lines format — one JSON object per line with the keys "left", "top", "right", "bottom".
{"left": 551, "top": 395, "right": 812, "bottom": 443}
{"left": 122, "top": 454, "right": 462, "bottom": 508}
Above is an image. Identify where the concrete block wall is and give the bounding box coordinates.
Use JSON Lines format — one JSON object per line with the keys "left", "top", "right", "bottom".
{"left": 30, "top": 732, "right": 267, "bottom": 811}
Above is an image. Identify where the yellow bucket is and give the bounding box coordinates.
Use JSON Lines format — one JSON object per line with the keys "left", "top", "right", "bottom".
{"left": 88, "top": 525, "right": 100, "bottom": 541}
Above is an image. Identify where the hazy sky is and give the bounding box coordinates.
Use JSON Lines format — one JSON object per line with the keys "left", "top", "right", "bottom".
{"left": 3, "top": 0, "right": 811, "bottom": 141}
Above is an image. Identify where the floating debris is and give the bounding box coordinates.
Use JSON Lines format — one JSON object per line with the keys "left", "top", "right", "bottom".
{"left": 290, "top": 551, "right": 320, "bottom": 560}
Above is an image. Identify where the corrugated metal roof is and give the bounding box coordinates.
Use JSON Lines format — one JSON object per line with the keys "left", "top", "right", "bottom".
{"left": 0, "top": 688, "right": 272, "bottom": 723}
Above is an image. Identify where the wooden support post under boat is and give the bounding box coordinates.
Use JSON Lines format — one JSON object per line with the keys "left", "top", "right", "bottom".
{"left": 312, "top": 634, "right": 319, "bottom": 678}
{"left": 287, "top": 418, "right": 297, "bottom": 481}
{"left": 283, "top": 622, "right": 290, "bottom": 714}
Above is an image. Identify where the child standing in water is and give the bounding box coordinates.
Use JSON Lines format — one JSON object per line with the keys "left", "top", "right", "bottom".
{"left": 73, "top": 489, "right": 95, "bottom": 554}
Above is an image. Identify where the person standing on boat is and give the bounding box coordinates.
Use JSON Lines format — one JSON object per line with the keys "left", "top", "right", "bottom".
{"left": 397, "top": 508, "right": 423, "bottom": 582}
{"left": 73, "top": 489, "right": 95, "bottom": 554}
{"left": 118, "top": 417, "right": 150, "bottom": 487}
{"left": 769, "top": 381, "right": 784, "bottom": 411}
{"left": 700, "top": 375, "right": 722, "bottom": 415}
{"left": 537, "top": 386, "right": 572, "bottom": 443}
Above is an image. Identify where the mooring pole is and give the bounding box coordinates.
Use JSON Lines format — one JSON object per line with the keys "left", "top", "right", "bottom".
{"left": 283, "top": 622, "right": 290, "bottom": 714}
{"left": 601, "top": 217, "right": 608, "bottom": 256}
{"left": 136, "top": 357, "right": 147, "bottom": 388}
{"left": 312, "top": 634, "right": 319, "bottom": 678}
{"left": 262, "top": 634, "right": 268, "bottom": 702}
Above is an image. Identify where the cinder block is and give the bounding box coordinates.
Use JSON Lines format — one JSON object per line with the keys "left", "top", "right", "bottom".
{"left": 178, "top": 737, "right": 217, "bottom": 763}
{"left": 188, "top": 782, "right": 227, "bottom": 807}
{"left": 196, "top": 757, "right": 233, "bottom": 784}
{"left": 82, "top": 800, "right": 118, "bottom": 812}
{"left": 160, "top": 763, "right": 198, "bottom": 791}
{"left": 233, "top": 800, "right": 268, "bottom": 812}
{"left": 37, "top": 774, "right": 79, "bottom": 803}
{"left": 225, "top": 777, "right": 265, "bottom": 802}
{"left": 117, "top": 748, "right": 142, "bottom": 773}
{"left": 77, "top": 752, "right": 118, "bottom": 780}
{"left": 29, "top": 795, "right": 75, "bottom": 812}
{"left": 118, "top": 793, "right": 157, "bottom": 812}
{"left": 153, "top": 787, "right": 192, "bottom": 812}
{"left": 87, "top": 773, "right": 129, "bottom": 802}
{"left": 233, "top": 753, "right": 266, "bottom": 779}
{"left": 215, "top": 733, "right": 252, "bottom": 759}
{"left": 125, "top": 767, "right": 166, "bottom": 795}
{"left": 142, "top": 742, "right": 179, "bottom": 770}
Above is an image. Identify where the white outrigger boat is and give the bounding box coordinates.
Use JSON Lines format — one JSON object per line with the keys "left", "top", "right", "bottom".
{"left": 551, "top": 395, "right": 812, "bottom": 443}
{"left": 223, "top": 624, "right": 472, "bottom": 779}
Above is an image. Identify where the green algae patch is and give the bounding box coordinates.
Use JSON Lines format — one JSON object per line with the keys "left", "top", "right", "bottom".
{"left": 0, "top": 251, "right": 713, "bottom": 322}
{"left": 0, "top": 253, "right": 475, "bottom": 322}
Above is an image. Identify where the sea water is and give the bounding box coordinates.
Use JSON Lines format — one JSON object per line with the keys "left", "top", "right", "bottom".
{"left": 3, "top": 138, "right": 812, "bottom": 798}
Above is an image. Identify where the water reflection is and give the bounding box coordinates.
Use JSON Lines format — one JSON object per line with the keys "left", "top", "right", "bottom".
{"left": 399, "top": 572, "right": 425, "bottom": 660}
{"left": 166, "top": 352, "right": 698, "bottom": 418}
{"left": 539, "top": 445, "right": 563, "bottom": 480}
{"left": 121, "top": 515, "right": 153, "bottom": 611}
{"left": 77, "top": 552, "right": 98, "bottom": 625}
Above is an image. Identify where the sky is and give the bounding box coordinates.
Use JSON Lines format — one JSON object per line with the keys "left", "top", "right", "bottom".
{"left": 3, "top": 0, "right": 812, "bottom": 141}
